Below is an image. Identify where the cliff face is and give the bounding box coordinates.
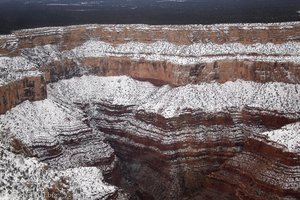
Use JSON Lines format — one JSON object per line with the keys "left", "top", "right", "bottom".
{"left": 2, "top": 23, "right": 300, "bottom": 52}
{"left": 46, "top": 76, "right": 300, "bottom": 200}
{"left": 0, "top": 23, "right": 299, "bottom": 200}
{"left": 0, "top": 23, "right": 300, "bottom": 113}
{"left": 0, "top": 76, "right": 46, "bottom": 114}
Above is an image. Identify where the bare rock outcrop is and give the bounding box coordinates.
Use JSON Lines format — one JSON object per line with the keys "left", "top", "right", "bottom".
{"left": 0, "top": 23, "right": 299, "bottom": 200}
{"left": 0, "top": 22, "right": 300, "bottom": 114}
{"left": 43, "top": 75, "right": 299, "bottom": 199}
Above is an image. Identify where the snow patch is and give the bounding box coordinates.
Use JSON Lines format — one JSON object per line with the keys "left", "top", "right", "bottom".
{"left": 0, "top": 99, "right": 88, "bottom": 146}
{"left": 48, "top": 75, "right": 300, "bottom": 118}
{"left": 0, "top": 147, "right": 117, "bottom": 199}
{"left": 66, "top": 40, "right": 300, "bottom": 64}
{"left": 0, "top": 56, "right": 40, "bottom": 86}
{"left": 260, "top": 122, "right": 300, "bottom": 153}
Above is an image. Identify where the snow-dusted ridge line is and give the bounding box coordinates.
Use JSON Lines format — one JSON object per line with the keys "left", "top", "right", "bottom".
{"left": 47, "top": 75, "right": 300, "bottom": 118}
{"left": 1, "top": 75, "right": 299, "bottom": 154}
{"left": 1, "top": 38, "right": 299, "bottom": 86}
{"left": 47, "top": 75, "right": 300, "bottom": 154}
{"left": 0, "top": 98, "right": 89, "bottom": 146}
{"left": 258, "top": 122, "right": 300, "bottom": 153}
{"left": 0, "top": 44, "right": 60, "bottom": 86}
{"left": 10, "top": 21, "right": 300, "bottom": 35}
{"left": 0, "top": 56, "right": 41, "bottom": 86}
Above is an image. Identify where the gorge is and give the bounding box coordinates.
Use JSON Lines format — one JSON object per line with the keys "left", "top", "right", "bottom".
{"left": 0, "top": 22, "right": 299, "bottom": 200}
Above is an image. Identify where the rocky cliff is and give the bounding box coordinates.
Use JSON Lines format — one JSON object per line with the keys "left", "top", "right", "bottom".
{"left": 0, "top": 22, "right": 299, "bottom": 200}
{"left": 0, "top": 23, "right": 300, "bottom": 114}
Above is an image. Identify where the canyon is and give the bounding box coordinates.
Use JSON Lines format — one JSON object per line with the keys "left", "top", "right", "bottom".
{"left": 0, "top": 22, "right": 299, "bottom": 200}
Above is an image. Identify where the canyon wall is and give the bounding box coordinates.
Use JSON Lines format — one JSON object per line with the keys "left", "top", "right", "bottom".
{"left": 48, "top": 76, "right": 300, "bottom": 199}
{"left": 0, "top": 23, "right": 299, "bottom": 200}
{"left": 47, "top": 58, "right": 300, "bottom": 85}
{"left": 0, "top": 76, "right": 46, "bottom": 114}
{"left": 2, "top": 23, "right": 300, "bottom": 53}
{"left": 0, "top": 23, "right": 300, "bottom": 114}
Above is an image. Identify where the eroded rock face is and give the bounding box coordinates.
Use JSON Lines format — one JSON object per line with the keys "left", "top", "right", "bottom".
{"left": 0, "top": 23, "right": 299, "bottom": 200}
{"left": 46, "top": 76, "right": 300, "bottom": 200}
{"left": 0, "top": 22, "right": 300, "bottom": 114}
{"left": 0, "top": 147, "right": 119, "bottom": 200}
{"left": 1, "top": 75, "right": 299, "bottom": 199}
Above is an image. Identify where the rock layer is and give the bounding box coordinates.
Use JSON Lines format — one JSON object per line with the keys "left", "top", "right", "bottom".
{"left": 0, "top": 23, "right": 299, "bottom": 200}
{"left": 0, "top": 146, "right": 119, "bottom": 200}
{"left": 2, "top": 75, "right": 299, "bottom": 199}
{"left": 1, "top": 23, "right": 300, "bottom": 114}
{"left": 45, "top": 75, "right": 300, "bottom": 199}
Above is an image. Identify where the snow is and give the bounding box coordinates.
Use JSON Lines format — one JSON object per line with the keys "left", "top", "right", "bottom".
{"left": 0, "top": 56, "right": 40, "bottom": 86}
{"left": 0, "top": 38, "right": 297, "bottom": 85}
{"left": 0, "top": 147, "right": 48, "bottom": 200}
{"left": 13, "top": 27, "right": 64, "bottom": 38}
{"left": 0, "top": 97, "right": 117, "bottom": 198}
{"left": 0, "top": 22, "right": 298, "bottom": 197}
{"left": 0, "top": 56, "right": 36, "bottom": 71}
{"left": 0, "top": 146, "right": 117, "bottom": 200}
{"left": 66, "top": 40, "right": 300, "bottom": 64}
{"left": 48, "top": 75, "right": 300, "bottom": 119}
{"left": 0, "top": 45, "right": 60, "bottom": 86}
{"left": 21, "top": 44, "right": 61, "bottom": 65}
{"left": 0, "top": 73, "right": 298, "bottom": 197}
{"left": 0, "top": 22, "right": 299, "bottom": 85}
{"left": 48, "top": 75, "right": 161, "bottom": 106}
{"left": 1, "top": 75, "right": 299, "bottom": 153}
{"left": 142, "top": 80, "right": 300, "bottom": 118}
{"left": 60, "top": 167, "right": 117, "bottom": 199}
{"left": 0, "top": 94, "right": 115, "bottom": 170}
{"left": 0, "top": 35, "right": 18, "bottom": 51}
{"left": 249, "top": 82, "right": 300, "bottom": 113}
{"left": 12, "top": 22, "right": 300, "bottom": 35}
{"left": 0, "top": 99, "right": 88, "bottom": 147}
{"left": 260, "top": 122, "right": 300, "bottom": 153}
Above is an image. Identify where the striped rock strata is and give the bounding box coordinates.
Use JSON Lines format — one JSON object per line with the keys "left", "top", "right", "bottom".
{"left": 0, "top": 22, "right": 300, "bottom": 113}
{"left": 1, "top": 75, "right": 299, "bottom": 199}
{"left": 0, "top": 23, "right": 299, "bottom": 200}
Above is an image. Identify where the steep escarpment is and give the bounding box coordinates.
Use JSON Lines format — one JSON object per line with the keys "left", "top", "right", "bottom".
{"left": 0, "top": 94, "right": 125, "bottom": 199}
{"left": 1, "top": 75, "right": 299, "bottom": 199}
{"left": 0, "top": 23, "right": 300, "bottom": 114}
{"left": 0, "top": 75, "right": 46, "bottom": 114}
{"left": 1, "top": 22, "right": 300, "bottom": 53}
{"left": 44, "top": 76, "right": 299, "bottom": 199}
{"left": 0, "top": 23, "right": 299, "bottom": 200}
